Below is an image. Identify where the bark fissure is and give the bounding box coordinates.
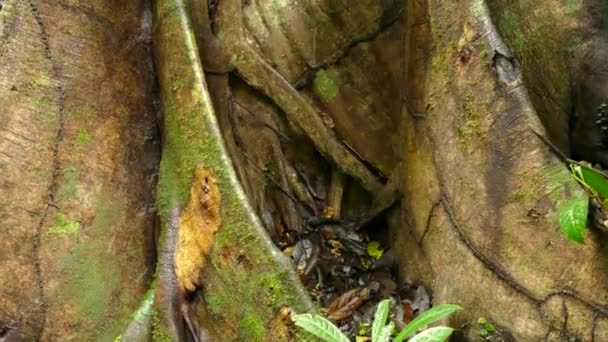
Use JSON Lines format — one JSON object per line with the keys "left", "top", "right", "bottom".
{"left": 292, "top": 13, "right": 404, "bottom": 88}
{"left": 29, "top": 1, "right": 67, "bottom": 338}
{"left": 204, "top": 17, "right": 402, "bottom": 88}
{"left": 562, "top": 299, "right": 569, "bottom": 335}
{"left": 543, "top": 290, "right": 608, "bottom": 317}
{"left": 422, "top": 126, "right": 608, "bottom": 337}
{"left": 418, "top": 200, "right": 440, "bottom": 245}
{"left": 439, "top": 193, "right": 540, "bottom": 302}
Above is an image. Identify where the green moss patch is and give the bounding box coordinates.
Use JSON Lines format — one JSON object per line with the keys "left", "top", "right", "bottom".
{"left": 313, "top": 69, "right": 339, "bottom": 102}
{"left": 53, "top": 193, "right": 137, "bottom": 339}
{"left": 59, "top": 163, "right": 81, "bottom": 200}
{"left": 457, "top": 94, "right": 484, "bottom": 151}
{"left": 77, "top": 128, "right": 92, "bottom": 145}
{"left": 47, "top": 213, "right": 80, "bottom": 236}
{"left": 240, "top": 313, "right": 266, "bottom": 341}
{"left": 31, "top": 97, "right": 48, "bottom": 108}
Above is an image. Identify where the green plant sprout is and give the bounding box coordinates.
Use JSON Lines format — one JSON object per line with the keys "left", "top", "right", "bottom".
{"left": 291, "top": 300, "right": 463, "bottom": 342}
{"left": 559, "top": 162, "right": 608, "bottom": 243}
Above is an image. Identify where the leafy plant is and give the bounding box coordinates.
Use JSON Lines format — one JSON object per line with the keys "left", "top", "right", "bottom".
{"left": 558, "top": 195, "right": 588, "bottom": 243}
{"left": 477, "top": 317, "right": 496, "bottom": 339}
{"left": 392, "top": 304, "right": 463, "bottom": 342}
{"left": 291, "top": 301, "right": 463, "bottom": 342}
{"left": 533, "top": 131, "right": 608, "bottom": 243}
{"left": 372, "top": 299, "right": 391, "bottom": 341}
{"left": 558, "top": 162, "right": 608, "bottom": 243}
{"left": 292, "top": 313, "right": 349, "bottom": 342}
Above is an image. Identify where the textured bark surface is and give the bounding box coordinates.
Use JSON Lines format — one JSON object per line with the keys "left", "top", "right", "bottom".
{"left": 396, "top": 0, "right": 608, "bottom": 340}
{"left": 162, "top": 0, "right": 608, "bottom": 340}
{"left": 0, "top": 0, "right": 159, "bottom": 340}
{"left": 151, "top": 1, "right": 312, "bottom": 341}
{"left": 2, "top": 0, "right": 608, "bottom": 340}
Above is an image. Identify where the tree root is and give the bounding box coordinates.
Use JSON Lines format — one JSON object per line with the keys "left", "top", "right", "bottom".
{"left": 215, "top": 0, "right": 384, "bottom": 194}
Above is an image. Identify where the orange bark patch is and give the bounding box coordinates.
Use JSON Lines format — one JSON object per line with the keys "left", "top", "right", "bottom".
{"left": 175, "top": 166, "right": 222, "bottom": 292}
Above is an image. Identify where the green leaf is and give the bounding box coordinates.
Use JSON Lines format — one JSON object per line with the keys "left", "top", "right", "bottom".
{"left": 572, "top": 164, "right": 608, "bottom": 199}
{"left": 367, "top": 241, "right": 385, "bottom": 260}
{"left": 393, "top": 304, "right": 463, "bottom": 342}
{"left": 377, "top": 321, "right": 394, "bottom": 342}
{"left": 292, "top": 314, "right": 350, "bottom": 342}
{"left": 372, "top": 299, "right": 391, "bottom": 342}
{"left": 408, "top": 327, "right": 455, "bottom": 342}
{"left": 558, "top": 194, "right": 588, "bottom": 244}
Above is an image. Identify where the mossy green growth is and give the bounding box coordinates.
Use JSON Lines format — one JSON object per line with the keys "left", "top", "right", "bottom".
{"left": 54, "top": 193, "right": 135, "bottom": 339}
{"left": 502, "top": 250, "right": 514, "bottom": 262}
{"left": 151, "top": 309, "right": 173, "bottom": 342}
{"left": 564, "top": 0, "right": 581, "bottom": 15}
{"left": 34, "top": 75, "right": 51, "bottom": 87}
{"left": 155, "top": 103, "right": 223, "bottom": 219}
{"left": 206, "top": 285, "right": 230, "bottom": 316}
{"left": 47, "top": 212, "right": 80, "bottom": 236}
{"left": 77, "top": 128, "right": 92, "bottom": 145}
{"left": 240, "top": 313, "right": 266, "bottom": 342}
{"left": 63, "top": 203, "right": 116, "bottom": 310}
{"left": 509, "top": 188, "right": 535, "bottom": 203}
{"left": 313, "top": 69, "right": 339, "bottom": 102}
{"left": 457, "top": 94, "right": 482, "bottom": 150}
{"left": 60, "top": 163, "right": 80, "bottom": 200}
{"left": 31, "top": 97, "right": 48, "bottom": 108}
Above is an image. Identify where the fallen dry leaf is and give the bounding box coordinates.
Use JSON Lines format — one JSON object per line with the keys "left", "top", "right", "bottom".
{"left": 327, "top": 287, "right": 371, "bottom": 321}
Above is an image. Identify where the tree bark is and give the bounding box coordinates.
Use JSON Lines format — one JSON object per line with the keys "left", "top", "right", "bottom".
{"left": 2, "top": 0, "right": 608, "bottom": 340}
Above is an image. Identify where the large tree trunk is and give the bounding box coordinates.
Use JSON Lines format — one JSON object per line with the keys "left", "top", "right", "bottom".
{"left": 0, "top": 1, "right": 159, "bottom": 339}
{"left": 2, "top": 0, "right": 608, "bottom": 340}
{"left": 397, "top": 0, "right": 608, "bottom": 340}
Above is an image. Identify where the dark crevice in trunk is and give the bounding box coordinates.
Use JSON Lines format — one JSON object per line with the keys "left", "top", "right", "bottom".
{"left": 292, "top": 12, "right": 404, "bottom": 89}
{"left": 29, "top": 0, "right": 68, "bottom": 338}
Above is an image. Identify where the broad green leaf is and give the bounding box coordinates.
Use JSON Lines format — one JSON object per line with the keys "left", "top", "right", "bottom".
{"left": 573, "top": 164, "right": 608, "bottom": 199}
{"left": 292, "top": 313, "right": 350, "bottom": 342}
{"left": 558, "top": 195, "right": 588, "bottom": 244}
{"left": 376, "top": 321, "right": 394, "bottom": 342}
{"left": 372, "top": 299, "right": 391, "bottom": 342}
{"left": 408, "top": 327, "right": 455, "bottom": 342}
{"left": 393, "top": 304, "right": 463, "bottom": 342}
{"left": 367, "top": 241, "right": 384, "bottom": 260}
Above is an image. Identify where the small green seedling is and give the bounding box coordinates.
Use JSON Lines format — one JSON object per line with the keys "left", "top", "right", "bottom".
{"left": 291, "top": 300, "right": 463, "bottom": 342}
{"left": 478, "top": 317, "right": 496, "bottom": 339}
